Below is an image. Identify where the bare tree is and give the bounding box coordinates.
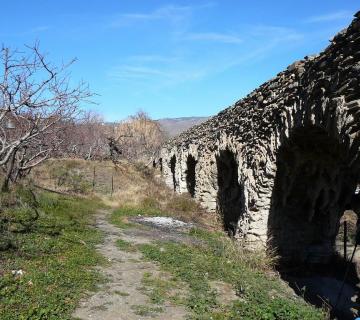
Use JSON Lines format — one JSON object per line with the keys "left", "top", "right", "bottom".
{"left": 0, "top": 43, "right": 92, "bottom": 191}
{"left": 55, "top": 111, "right": 110, "bottom": 160}
{"left": 113, "top": 111, "right": 166, "bottom": 163}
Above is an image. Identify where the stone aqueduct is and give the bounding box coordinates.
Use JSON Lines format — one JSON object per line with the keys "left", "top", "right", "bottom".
{"left": 160, "top": 12, "right": 360, "bottom": 263}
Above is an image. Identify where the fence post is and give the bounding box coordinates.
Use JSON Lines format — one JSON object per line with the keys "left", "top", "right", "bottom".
{"left": 343, "top": 221, "right": 347, "bottom": 260}
{"left": 111, "top": 174, "right": 114, "bottom": 197}
{"left": 92, "top": 166, "right": 96, "bottom": 192}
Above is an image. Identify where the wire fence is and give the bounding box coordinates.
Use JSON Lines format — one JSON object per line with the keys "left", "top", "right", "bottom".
{"left": 32, "top": 161, "right": 133, "bottom": 196}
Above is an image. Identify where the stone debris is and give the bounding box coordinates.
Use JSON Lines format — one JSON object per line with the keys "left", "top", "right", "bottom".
{"left": 11, "top": 269, "right": 24, "bottom": 277}
{"left": 136, "top": 216, "right": 192, "bottom": 229}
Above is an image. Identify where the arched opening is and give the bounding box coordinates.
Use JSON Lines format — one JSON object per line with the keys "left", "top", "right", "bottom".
{"left": 268, "top": 126, "right": 360, "bottom": 318}
{"left": 186, "top": 155, "right": 197, "bottom": 197}
{"left": 216, "top": 149, "right": 245, "bottom": 236}
{"left": 268, "top": 126, "right": 357, "bottom": 264}
{"left": 159, "top": 158, "right": 163, "bottom": 173}
{"left": 170, "top": 155, "right": 176, "bottom": 191}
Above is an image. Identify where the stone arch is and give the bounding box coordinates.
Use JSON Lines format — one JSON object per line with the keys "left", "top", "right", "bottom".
{"left": 170, "top": 155, "right": 177, "bottom": 191}
{"left": 268, "top": 125, "right": 358, "bottom": 264}
{"left": 216, "top": 149, "right": 245, "bottom": 236}
{"left": 185, "top": 154, "right": 197, "bottom": 197}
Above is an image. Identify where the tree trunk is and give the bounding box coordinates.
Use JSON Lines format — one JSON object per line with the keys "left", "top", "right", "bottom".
{"left": 2, "top": 150, "right": 16, "bottom": 192}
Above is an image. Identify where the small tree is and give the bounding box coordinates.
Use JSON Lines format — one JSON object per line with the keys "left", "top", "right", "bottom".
{"left": 113, "top": 111, "right": 166, "bottom": 163}
{"left": 56, "top": 111, "right": 110, "bottom": 160}
{"left": 0, "top": 43, "right": 92, "bottom": 191}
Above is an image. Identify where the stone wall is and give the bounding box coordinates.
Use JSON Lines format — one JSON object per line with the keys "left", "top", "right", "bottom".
{"left": 160, "top": 12, "right": 360, "bottom": 263}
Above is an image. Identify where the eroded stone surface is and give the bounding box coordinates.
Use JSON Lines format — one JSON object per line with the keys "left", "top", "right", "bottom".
{"left": 160, "top": 12, "right": 360, "bottom": 263}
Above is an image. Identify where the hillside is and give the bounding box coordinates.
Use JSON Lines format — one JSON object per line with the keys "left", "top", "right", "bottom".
{"left": 157, "top": 116, "right": 210, "bottom": 137}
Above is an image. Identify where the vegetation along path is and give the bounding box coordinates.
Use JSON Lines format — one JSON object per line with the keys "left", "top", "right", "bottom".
{"left": 73, "top": 205, "right": 325, "bottom": 320}
{"left": 0, "top": 160, "right": 326, "bottom": 319}
{"left": 73, "top": 210, "right": 188, "bottom": 320}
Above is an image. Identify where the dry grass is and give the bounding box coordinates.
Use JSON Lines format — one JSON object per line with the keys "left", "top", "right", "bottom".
{"left": 338, "top": 209, "right": 358, "bottom": 244}
{"left": 106, "top": 163, "right": 218, "bottom": 228}
{"left": 189, "top": 227, "right": 278, "bottom": 273}
{"left": 30, "top": 159, "right": 216, "bottom": 228}
{"left": 31, "top": 158, "right": 127, "bottom": 195}
{"left": 31, "top": 159, "right": 274, "bottom": 271}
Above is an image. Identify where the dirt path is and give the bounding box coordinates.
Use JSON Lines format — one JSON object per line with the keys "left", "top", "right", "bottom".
{"left": 73, "top": 210, "right": 188, "bottom": 320}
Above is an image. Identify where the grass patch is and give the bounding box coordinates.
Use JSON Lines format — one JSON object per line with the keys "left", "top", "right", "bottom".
{"left": 165, "top": 193, "right": 200, "bottom": 214}
{"left": 139, "top": 229, "right": 326, "bottom": 320}
{"left": 0, "top": 189, "right": 106, "bottom": 320}
{"left": 140, "top": 272, "right": 185, "bottom": 305}
{"left": 34, "top": 159, "right": 210, "bottom": 227}
{"left": 116, "top": 239, "right": 137, "bottom": 252}
{"left": 131, "top": 304, "right": 164, "bottom": 317}
{"left": 110, "top": 205, "right": 163, "bottom": 229}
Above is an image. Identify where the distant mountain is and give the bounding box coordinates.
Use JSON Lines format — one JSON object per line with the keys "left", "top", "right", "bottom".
{"left": 157, "top": 116, "right": 210, "bottom": 137}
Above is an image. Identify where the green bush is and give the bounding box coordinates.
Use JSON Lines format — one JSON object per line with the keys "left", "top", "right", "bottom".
{"left": 0, "top": 186, "right": 41, "bottom": 250}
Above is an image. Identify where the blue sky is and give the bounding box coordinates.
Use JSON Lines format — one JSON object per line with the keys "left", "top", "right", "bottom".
{"left": 0, "top": 1, "right": 358, "bottom": 121}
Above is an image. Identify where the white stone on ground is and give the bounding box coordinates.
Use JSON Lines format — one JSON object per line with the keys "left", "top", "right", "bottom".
{"left": 139, "top": 217, "right": 190, "bottom": 228}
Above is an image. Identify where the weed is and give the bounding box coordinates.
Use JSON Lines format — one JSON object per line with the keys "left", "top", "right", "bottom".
{"left": 139, "top": 228, "right": 326, "bottom": 320}
{"left": 116, "top": 239, "right": 137, "bottom": 252}
{"left": 0, "top": 190, "right": 105, "bottom": 320}
{"left": 140, "top": 272, "right": 184, "bottom": 305}
{"left": 141, "top": 196, "right": 161, "bottom": 210}
{"left": 166, "top": 193, "right": 199, "bottom": 213}
{"left": 114, "top": 290, "right": 130, "bottom": 296}
{"left": 131, "top": 304, "right": 164, "bottom": 317}
{"left": 49, "top": 161, "right": 92, "bottom": 194}
{"left": 110, "top": 205, "right": 162, "bottom": 229}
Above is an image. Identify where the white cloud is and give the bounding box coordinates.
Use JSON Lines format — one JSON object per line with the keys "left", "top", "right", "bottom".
{"left": 108, "top": 3, "right": 216, "bottom": 28}
{"left": 128, "top": 55, "right": 179, "bottom": 63}
{"left": 29, "top": 26, "right": 50, "bottom": 33}
{"left": 121, "top": 5, "right": 190, "bottom": 21}
{"left": 109, "top": 66, "right": 169, "bottom": 80}
{"left": 0, "top": 25, "right": 51, "bottom": 37}
{"left": 109, "top": 4, "right": 193, "bottom": 28}
{"left": 182, "top": 32, "right": 243, "bottom": 44}
{"left": 106, "top": 6, "right": 307, "bottom": 92}
{"left": 249, "top": 25, "right": 304, "bottom": 42}
{"left": 108, "top": 65, "right": 204, "bottom": 86}
{"left": 305, "top": 10, "right": 352, "bottom": 23}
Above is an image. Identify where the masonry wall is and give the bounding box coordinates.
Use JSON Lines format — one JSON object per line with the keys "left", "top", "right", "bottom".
{"left": 161, "top": 12, "right": 360, "bottom": 263}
